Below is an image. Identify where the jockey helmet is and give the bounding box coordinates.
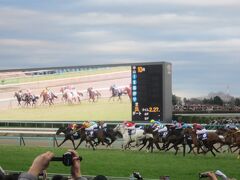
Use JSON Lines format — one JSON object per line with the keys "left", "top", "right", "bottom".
{"left": 150, "top": 119, "right": 155, "bottom": 123}
{"left": 72, "top": 124, "right": 77, "bottom": 129}
{"left": 82, "top": 121, "right": 88, "bottom": 127}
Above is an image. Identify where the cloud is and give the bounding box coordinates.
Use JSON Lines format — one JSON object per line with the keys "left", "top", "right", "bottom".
{"left": 58, "top": 13, "right": 214, "bottom": 28}
{"left": 82, "top": 0, "right": 240, "bottom": 7}
{"left": 86, "top": 39, "right": 240, "bottom": 54}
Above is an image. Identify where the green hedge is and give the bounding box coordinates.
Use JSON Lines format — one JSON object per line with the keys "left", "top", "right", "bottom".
{"left": 175, "top": 115, "right": 225, "bottom": 124}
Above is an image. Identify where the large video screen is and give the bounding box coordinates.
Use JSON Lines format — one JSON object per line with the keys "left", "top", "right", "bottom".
{"left": 0, "top": 62, "right": 171, "bottom": 122}
{"left": 0, "top": 66, "right": 131, "bottom": 121}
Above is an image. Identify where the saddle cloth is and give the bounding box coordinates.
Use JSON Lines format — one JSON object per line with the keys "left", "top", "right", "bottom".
{"left": 198, "top": 133, "right": 207, "bottom": 140}
{"left": 128, "top": 129, "right": 136, "bottom": 135}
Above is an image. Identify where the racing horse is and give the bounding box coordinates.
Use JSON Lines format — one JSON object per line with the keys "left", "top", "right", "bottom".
{"left": 183, "top": 127, "right": 223, "bottom": 156}
{"left": 74, "top": 126, "right": 96, "bottom": 150}
{"left": 113, "top": 124, "right": 153, "bottom": 150}
{"left": 55, "top": 127, "right": 81, "bottom": 149}
{"left": 215, "top": 128, "right": 236, "bottom": 153}
{"left": 123, "top": 86, "right": 132, "bottom": 100}
{"left": 21, "top": 93, "right": 39, "bottom": 107}
{"left": 109, "top": 85, "right": 124, "bottom": 101}
{"left": 138, "top": 125, "right": 161, "bottom": 152}
{"left": 87, "top": 87, "right": 101, "bottom": 102}
{"left": 94, "top": 126, "right": 119, "bottom": 147}
{"left": 14, "top": 91, "right": 23, "bottom": 106}
{"left": 60, "top": 88, "right": 80, "bottom": 104}
{"left": 40, "top": 90, "right": 57, "bottom": 106}
{"left": 161, "top": 127, "right": 187, "bottom": 156}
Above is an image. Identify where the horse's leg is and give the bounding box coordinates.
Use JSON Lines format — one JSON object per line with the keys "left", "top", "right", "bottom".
{"left": 87, "top": 139, "right": 95, "bottom": 150}
{"left": 70, "top": 137, "right": 76, "bottom": 149}
{"left": 238, "top": 148, "right": 240, "bottom": 159}
{"left": 104, "top": 138, "right": 110, "bottom": 146}
{"left": 212, "top": 144, "right": 221, "bottom": 153}
{"left": 154, "top": 141, "right": 161, "bottom": 151}
{"left": 75, "top": 138, "right": 85, "bottom": 150}
{"left": 145, "top": 139, "right": 154, "bottom": 153}
{"left": 57, "top": 138, "right": 68, "bottom": 147}
{"left": 217, "top": 143, "right": 224, "bottom": 151}
{"left": 165, "top": 143, "right": 175, "bottom": 152}
{"left": 232, "top": 145, "right": 240, "bottom": 153}
{"left": 189, "top": 143, "right": 196, "bottom": 155}
{"left": 209, "top": 146, "right": 216, "bottom": 157}
{"left": 183, "top": 143, "right": 186, "bottom": 156}
{"left": 107, "top": 137, "right": 117, "bottom": 147}
{"left": 162, "top": 141, "right": 169, "bottom": 150}
{"left": 138, "top": 139, "right": 147, "bottom": 151}
{"left": 187, "top": 141, "right": 193, "bottom": 154}
{"left": 174, "top": 145, "right": 179, "bottom": 155}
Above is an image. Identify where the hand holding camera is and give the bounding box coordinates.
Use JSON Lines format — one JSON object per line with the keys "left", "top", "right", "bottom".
{"left": 199, "top": 170, "right": 228, "bottom": 180}
{"left": 51, "top": 151, "right": 82, "bottom": 166}
{"left": 27, "top": 150, "right": 83, "bottom": 179}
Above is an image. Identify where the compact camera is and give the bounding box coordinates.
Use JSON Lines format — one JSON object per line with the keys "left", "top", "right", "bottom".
{"left": 51, "top": 152, "right": 82, "bottom": 166}
{"left": 199, "top": 173, "right": 209, "bottom": 178}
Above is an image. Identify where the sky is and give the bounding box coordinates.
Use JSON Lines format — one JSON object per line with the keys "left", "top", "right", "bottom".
{"left": 0, "top": 0, "right": 240, "bottom": 98}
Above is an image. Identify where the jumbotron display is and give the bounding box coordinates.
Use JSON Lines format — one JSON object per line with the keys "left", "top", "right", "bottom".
{"left": 0, "top": 62, "right": 172, "bottom": 122}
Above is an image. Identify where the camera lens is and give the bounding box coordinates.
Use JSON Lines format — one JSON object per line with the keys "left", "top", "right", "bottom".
{"left": 62, "top": 152, "right": 73, "bottom": 166}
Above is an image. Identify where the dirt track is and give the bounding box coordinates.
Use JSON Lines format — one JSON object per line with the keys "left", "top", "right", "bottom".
{"left": 0, "top": 71, "right": 131, "bottom": 110}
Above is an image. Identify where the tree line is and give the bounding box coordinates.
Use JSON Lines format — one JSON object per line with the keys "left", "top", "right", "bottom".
{"left": 172, "top": 94, "right": 240, "bottom": 106}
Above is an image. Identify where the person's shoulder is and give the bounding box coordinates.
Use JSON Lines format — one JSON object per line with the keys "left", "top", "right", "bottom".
{"left": 76, "top": 176, "right": 88, "bottom": 180}
{"left": 18, "top": 172, "right": 38, "bottom": 180}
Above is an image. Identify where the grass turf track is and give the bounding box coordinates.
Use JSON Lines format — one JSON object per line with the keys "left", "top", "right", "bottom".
{"left": 0, "top": 96, "right": 131, "bottom": 121}
{"left": 1, "top": 66, "right": 129, "bottom": 85}
{"left": 0, "top": 145, "right": 239, "bottom": 179}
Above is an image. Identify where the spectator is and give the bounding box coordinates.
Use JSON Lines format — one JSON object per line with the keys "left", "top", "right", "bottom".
{"left": 199, "top": 170, "right": 236, "bottom": 180}
{"left": 93, "top": 175, "right": 107, "bottom": 180}
{"left": 18, "top": 150, "right": 87, "bottom": 180}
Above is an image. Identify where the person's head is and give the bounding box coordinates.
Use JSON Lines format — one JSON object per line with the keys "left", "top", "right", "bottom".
{"left": 52, "top": 175, "right": 68, "bottom": 180}
{"left": 150, "top": 119, "right": 155, "bottom": 124}
{"left": 83, "top": 121, "right": 89, "bottom": 127}
{"left": 93, "top": 175, "right": 107, "bottom": 180}
{"left": 72, "top": 124, "right": 77, "bottom": 129}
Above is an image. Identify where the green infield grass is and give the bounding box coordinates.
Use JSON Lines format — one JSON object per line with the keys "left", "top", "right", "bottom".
{"left": 1, "top": 66, "right": 129, "bottom": 85}
{"left": 0, "top": 97, "right": 131, "bottom": 121}
{"left": 0, "top": 145, "right": 239, "bottom": 179}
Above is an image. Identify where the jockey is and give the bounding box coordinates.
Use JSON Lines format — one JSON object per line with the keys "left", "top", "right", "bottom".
{"left": 98, "top": 121, "right": 107, "bottom": 131}
{"left": 26, "top": 89, "right": 33, "bottom": 97}
{"left": 123, "top": 121, "right": 136, "bottom": 135}
{"left": 98, "top": 121, "right": 108, "bottom": 136}
{"left": 42, "top": 88, "right": 48, "bottom": 94}
{"left": 150, "top": 120, "right": 168, "bottom": 136}
{"left": 83, "top": 121, "right": 98, "bottom": 137}
{"left": 193, "top": 123, "right": 207, "bottom": 141}
{"left": 171, "top": 120, "right": 183, "bottom": 130}
{"left": 18, "top": 90, "right": 23, "bottom": 95}
{"left": 182, "top": 123, "right": 192, "bottom": 129}
{"left": 82, "top": 121, "right": 90, "bottom": 128}
{"left": 225, "top": 123, "right": 238, "bottom": 131}
{"left": 68, "top": 123, "right": 78, "bottom": 134}
{"left": 112, "top": 84, "right": 117, "bottom": 89}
